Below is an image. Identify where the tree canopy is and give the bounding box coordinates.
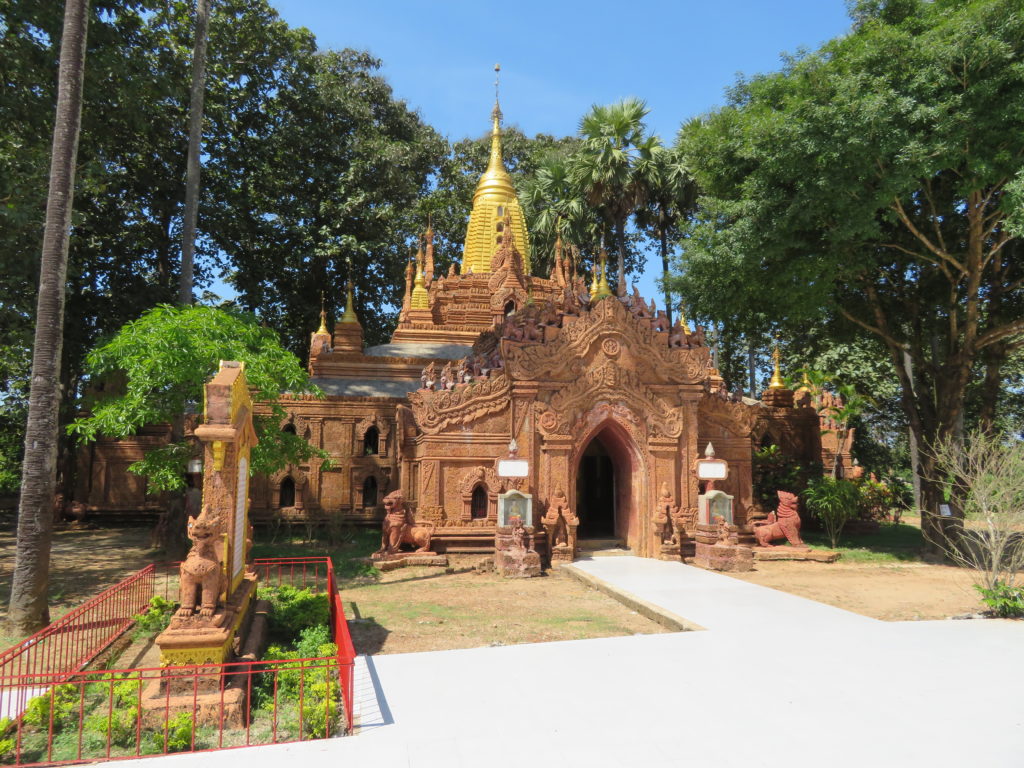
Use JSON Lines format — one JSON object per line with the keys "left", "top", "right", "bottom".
{"left": 673, "top": 0, "right": 1024, "bottom": 523}
{"left": 68, "top": 305, "right": 325, "bottom": 490}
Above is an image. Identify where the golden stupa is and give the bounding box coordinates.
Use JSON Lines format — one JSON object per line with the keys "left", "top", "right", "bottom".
{"left": 460, "top": 67, "right": 531, "bottom": 275}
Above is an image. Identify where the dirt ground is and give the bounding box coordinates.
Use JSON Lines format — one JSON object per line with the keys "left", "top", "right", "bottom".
{"left": 0, "top": 523, "right": 156, "bottom": 648}
{"left": 0, "top": 523, "right": 997, "bottom": 657}
{"left": 730, "top": 559, "right": 984, "bottom": 621}
{"left": 341, "top": 559, "right": 667, "bottom": 655}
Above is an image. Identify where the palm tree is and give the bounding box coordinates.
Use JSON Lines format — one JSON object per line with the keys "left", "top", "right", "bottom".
{"left": 8, "top": 0, "right": 90, "bottom": 635}
{"left": 521, "top": 152, "right": 596, "bottom": 275}
{"left": 635, "top": 142, "right": 697, "bottom": 325}
{"left": 570, "top": 98, "right": 658, "bottom": 294}
{"left": 178, "top": 0, "right": 212, "bottom": 305}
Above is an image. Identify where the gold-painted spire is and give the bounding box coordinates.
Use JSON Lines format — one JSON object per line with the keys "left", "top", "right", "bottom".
{"left": 316, "top": 291, "right": 329, "bottom": 334}
{"left": 593, "top": 249, "right": 613, "bottom": 300}
{"left": 677, "top": 304, "right": 691, "bottom": 334}
{"left": 340, "top": 275, "right": 359, "bottom": 325}
{"left": 411, "top": 243, "right": 430, "bottom": 310}
{"left": 460, "top": 68, "right": 531, "bottom": 275}
{"left": 769, "top": 340, "right": 786, "bottom": 389}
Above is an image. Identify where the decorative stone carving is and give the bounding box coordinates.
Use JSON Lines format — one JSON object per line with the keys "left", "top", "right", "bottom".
{"left": 372, "top": 490, "right": 435, "bottom": 559}
{"left": 753, "top": 490, "right": 805, "bottom": 547}
{"left": 494, "top": 516, "right": 542, "bottom": 578}
{"left": 409, "top": 373, "right": 512, "bottom": 435}
{"left": 177, "top": 515, "right": 226, "bottom": 618}
{"left": 541, "top": 488, "right": 578, "bottom": 563}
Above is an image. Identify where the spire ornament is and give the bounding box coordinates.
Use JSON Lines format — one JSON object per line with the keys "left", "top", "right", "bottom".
{"left": 593, "top": 249, "right": 613, "bottom": 300}
{"left": 769, "top": 338, "right": 786, "bottom": 390}
{"left": 317, "top": 291, "right": 329, "bottom": 335}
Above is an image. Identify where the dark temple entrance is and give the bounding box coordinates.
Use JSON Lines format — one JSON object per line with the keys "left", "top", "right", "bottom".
{"left": 577, "top": 435, "right": 616, "bottom": 538}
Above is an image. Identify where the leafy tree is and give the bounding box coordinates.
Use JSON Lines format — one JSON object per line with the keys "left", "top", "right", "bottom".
{"left": 207, "top": 47, "right": 446, "bottom": 351}
{"left": 570, "top": 98, "right": 659, "bottom": 293}
{"left": 635, "top": 140, "right": 697, "bottom": 325}
{"left": 674, "top": 0, "right": 1024, "bottom": 540}
{"left": 68, "top": 305, "right": 326, "bottom": 490}
{"left": 8, "top": 0, "right": 90, "bottom": 635}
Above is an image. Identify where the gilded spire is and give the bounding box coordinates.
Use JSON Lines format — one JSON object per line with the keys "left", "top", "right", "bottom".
{"left": 769, "top": 339, "right": 786, "bottom": 389}
{"left": 677, "top": 304, "right": 691, "bottom": 334}
{"left": 411, "top": 241, "right": 430, "bottom": 310}
{"left": 460, "top": 67, "right": 531, "bottom": 275}
{"left": 316, "top": 291, "right": 329, "bottom": 334}
{"left": 340, "top": 274, "right": 359, "bottom": 325}
{"left": 593, "top": 249, "right": 613, "bottom": 300}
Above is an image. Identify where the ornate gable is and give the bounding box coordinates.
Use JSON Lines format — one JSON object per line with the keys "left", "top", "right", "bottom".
{"left": 504, "top": 297, "right": 711, "bottom": 385}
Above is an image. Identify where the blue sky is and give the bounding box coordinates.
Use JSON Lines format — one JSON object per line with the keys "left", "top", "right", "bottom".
{"left": 261, "top": 0, "right": 855, "bottom": 305}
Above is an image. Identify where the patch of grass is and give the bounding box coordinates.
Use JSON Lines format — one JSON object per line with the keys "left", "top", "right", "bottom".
{"left": 803, "top": 522, "right": 924, "bottom": 563}
{"left": 251, "top": 527, "right": 380, "bottom": 580}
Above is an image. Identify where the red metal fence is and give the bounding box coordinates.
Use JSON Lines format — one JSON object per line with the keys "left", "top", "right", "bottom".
{"left": 0, "top": 565, "right": 155, "bottom": 708}
{"left": 0, "top": 557, "right": 358, "bottom": 766}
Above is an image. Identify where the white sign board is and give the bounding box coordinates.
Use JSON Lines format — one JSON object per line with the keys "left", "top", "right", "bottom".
{"left": 938, "top": 504, "right": 952, "bottom": 517}
{"left": 497, "top": 459, "right": 529, "bottom": 478}
{"left": 697, "top": 461, "right": 728, "bottom": 480}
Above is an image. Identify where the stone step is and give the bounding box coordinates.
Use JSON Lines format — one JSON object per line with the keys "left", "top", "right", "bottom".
{"left": 577, "top": 538, "right": 626, "bottom": 551}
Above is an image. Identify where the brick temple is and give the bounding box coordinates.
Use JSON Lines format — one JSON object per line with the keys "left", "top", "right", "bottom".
{"left": 77, "top": 100, "right": 847, "bottom": 561}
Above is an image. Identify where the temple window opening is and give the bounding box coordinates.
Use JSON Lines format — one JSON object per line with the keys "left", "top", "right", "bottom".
{"left": 279, "top": 477, "right": 295, "bottom": 508}
{"left": 364, "top": 425, "right": 379, "bottom": 455}
{"left": 282, "top": 423, "right": 296, "bottom": 435}
{"left": 471, "top": 485, "right": 488, "bottom": 519}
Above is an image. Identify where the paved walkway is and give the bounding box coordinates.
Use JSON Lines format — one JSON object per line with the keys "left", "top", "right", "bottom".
{"left": 97, "top": 557, "right": 1024, "bottom": 768}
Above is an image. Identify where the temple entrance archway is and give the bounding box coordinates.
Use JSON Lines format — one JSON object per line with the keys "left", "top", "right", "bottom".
{"left": 577, "top": 438, "right": 615, "bottom": 537}
{"left": 572, "top": 419, "right": 644, "bottom": 549}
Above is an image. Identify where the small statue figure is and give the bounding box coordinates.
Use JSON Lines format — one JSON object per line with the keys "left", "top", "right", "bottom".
{"left": 177, "top": 515, "right": 226, "bottom": 618}
{"left": 420, "top": 361, "right": 437, "bottom": 391}
{"left": 374, "top": 490, "right": 434, "bottom": 558}
{"left": 542, "top": 488, "right": 578, "bottom": 560}
{"left": 653, "top": 482, "right": 679, "bottom": 545}
{"left": 753, "top": 490, "right": 805, "bottom": 547}
{"left": 457, "top": 357, "right": 472, "bottom": 385}
{"left": 447, "top": 264, "right": 456, "bottom": 279}
{"left": 714, "top": 515, "right": 732, "bottom": 547}
{"left": 440, "top": 360, "right": 455, "bottom": 391}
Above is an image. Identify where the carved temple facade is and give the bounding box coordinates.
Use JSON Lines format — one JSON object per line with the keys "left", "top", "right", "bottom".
{"left": 75, "top": 100, "right": 850, "bottom": 561}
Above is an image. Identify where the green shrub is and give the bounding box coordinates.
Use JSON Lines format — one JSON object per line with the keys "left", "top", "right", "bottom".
{"left": 976, "top": 582, "right": 1024, "bottom": 618}
{"left": 803, "top": 477, "right": 862, "bottom": 549}
{"left": 263, "top": 586, "right": 330, "bottom": 643}
{"left": 132, "top": 595, "right": 176, "bottom": 639}
{"left": 142, "top": 711, "right": 194, "bottom": 755}
{"left": 21, "top": 684, "right": 80, "bottom": 731}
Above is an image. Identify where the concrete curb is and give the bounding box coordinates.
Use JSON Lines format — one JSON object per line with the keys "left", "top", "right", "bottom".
{"left": 561, "top": 564, "right": 706, "bottom": 633}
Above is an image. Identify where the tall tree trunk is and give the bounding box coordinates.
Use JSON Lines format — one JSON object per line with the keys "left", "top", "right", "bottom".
{"left": 747, "top": 339, "right": 756, "bottom": 399}
{"left": 659, "top": 219, "right": 672, "bottom": 325}
{"left": 8, "top": 0, "right": 90, "bottom": 636}
{"left": 177, "top": 0, "right": 211, "bottom": 305}
{"left": 614, "top": 216, "right": 626, "bottom": 296}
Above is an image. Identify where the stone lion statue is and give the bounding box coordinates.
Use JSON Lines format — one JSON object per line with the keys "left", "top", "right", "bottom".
{"left": 178, "top": 515, "right": 226, "bottom": 618}
{"left": 374, "top": 490, "right": 434, "bottom": 557}
{"left": 753, "top": 490, "right": 805, "bottom": 547}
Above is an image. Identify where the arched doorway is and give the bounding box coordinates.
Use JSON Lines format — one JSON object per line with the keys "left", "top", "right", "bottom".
{"left": 574, "top": 422, "right": 641, "bottom": 546}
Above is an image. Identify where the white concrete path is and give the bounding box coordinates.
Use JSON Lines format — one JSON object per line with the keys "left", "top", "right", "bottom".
{"left": 95, "top": 557, "right": 1024, "bottom": 768}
